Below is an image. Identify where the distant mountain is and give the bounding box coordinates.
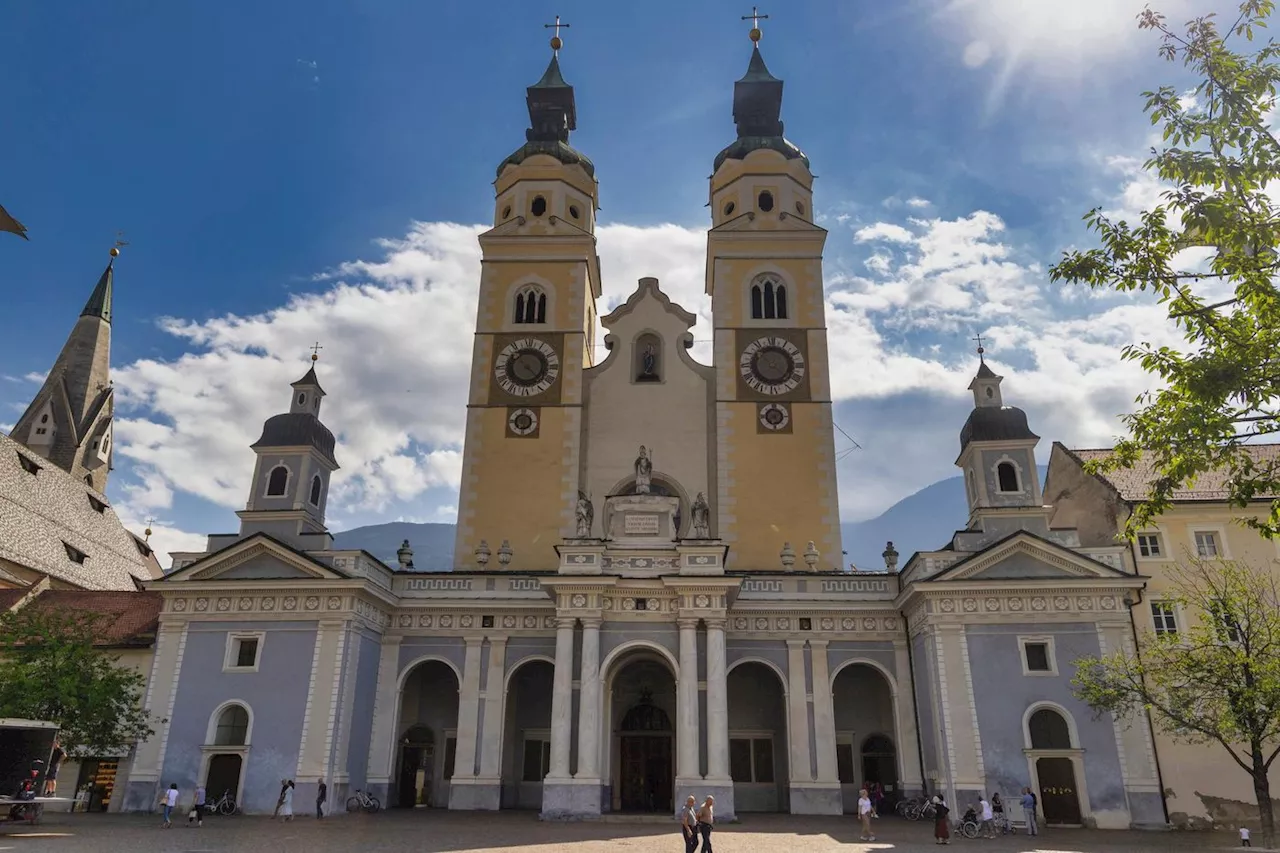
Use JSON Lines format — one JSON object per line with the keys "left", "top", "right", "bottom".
{"left": 332, "top": 521, "right": 455, "bottom": 570}
{"left": 334, "top": 467, "right": 1047, "bottom": 572}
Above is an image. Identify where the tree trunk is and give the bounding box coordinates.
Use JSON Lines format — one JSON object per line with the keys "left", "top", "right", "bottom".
{"left": 1253, "top": 750, "right": 1275, "bottom": 849}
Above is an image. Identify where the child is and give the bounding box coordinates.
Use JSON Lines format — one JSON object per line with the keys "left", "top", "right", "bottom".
{"left": 1240, "top": 826, "right": 1251, "bottom": 847}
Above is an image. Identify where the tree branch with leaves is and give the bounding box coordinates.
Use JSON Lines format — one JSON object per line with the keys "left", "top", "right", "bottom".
{"left": 1050, "top": 1, "right": 1280, "bottom": 538}
{"left": 0, "top": 605, "right": 153, "bottom": 756}
{"left": 1073, "top": 559, "right": 1280, "bottom": 844}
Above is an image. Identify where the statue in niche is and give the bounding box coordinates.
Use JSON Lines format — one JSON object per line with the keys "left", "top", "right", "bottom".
{"left": 690, "top": 492, "right": 711, "bottom": 539}
{"left": 635, "top": 334, "right": 661, "bottom": 382}
{"left": 634, "top": 446, "right": 653, "bottom": 494}
{"left": 575, "top": 491, "right": 594, "bottom": 538}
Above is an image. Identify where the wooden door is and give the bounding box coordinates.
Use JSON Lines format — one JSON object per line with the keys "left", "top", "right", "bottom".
{"left": 206, "top": 754, "right": 242, "bottom": 801}
{"left": 1036, "top": 757, "right": 1082, "bottom": 825}
{"left": 619, "top": 736, "right": 672, "bottom": 812}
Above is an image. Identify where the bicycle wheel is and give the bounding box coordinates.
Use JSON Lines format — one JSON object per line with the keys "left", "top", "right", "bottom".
{"left": 365, "top": 796, "right": 381, "bottom": 814}
{"left": 960, "top": 821, "right": 979, "bottom": 839}
{"left": 219, "top": 799, "right": 236, "bottom": 816}
{"left": 347, "top": 795, "right": 363, "bottom": 813}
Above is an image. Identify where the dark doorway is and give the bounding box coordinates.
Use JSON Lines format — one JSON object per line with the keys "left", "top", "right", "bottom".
{"left": 860, "top": 734, "right": 898, "bottom": 791}
{"left": 1036, "top": 757, "right": 1082, "bottom": 825}
{"left": 618, "top": 689, "right": 673, "bottom": 812}
{"left": 397, "top": 725, "right": 435, "bottom": 808}
{"left": 206, "top": 754, "right": 242, "bottom": 801}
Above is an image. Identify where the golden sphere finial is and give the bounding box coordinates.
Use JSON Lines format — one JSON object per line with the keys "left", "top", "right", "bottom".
{"left": 311, "top": 352, "right": 319, "bottom": 362}
{"left": 550, "top": 35, "right": 562, "bottom": 51}
{"left": 109, "top": 246, "right": 120, "bottom": 257}
{"left": 749, "top": 27, "right": 762, "bottom": 43}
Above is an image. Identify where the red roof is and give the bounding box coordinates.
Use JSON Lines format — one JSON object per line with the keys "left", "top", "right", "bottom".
{"left": 21, "top": 590, "right": 162, "bottom": 646}
{"left": 0, "top": 587, "right": 29, "bottom": 611}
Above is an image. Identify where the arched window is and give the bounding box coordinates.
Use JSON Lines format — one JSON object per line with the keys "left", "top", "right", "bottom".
{"left": 266, "top": 465, "right": 289, "bottom": 496}
{"left": 997, "top": 461, "right": 1020, "bottom": 493}
{"left": 297, "top": 392, "right": 306, "bottom": 406}
{"left": 309, "top": 475, "right": 323, "bottom": 506}
{"left": 514, "top": 285, "right": 547, "bottom": 324}
{"left": 750, "top": 275, "right": 788, "bottom": 320}
{"left": 1028, "top": 708, "right": 1072, "bottom": 750}
{"left": 214, "top": 705, "right": 250, "bottom": 746}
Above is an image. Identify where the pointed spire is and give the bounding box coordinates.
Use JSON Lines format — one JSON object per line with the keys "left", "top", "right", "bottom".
{"left": 714, "top": 11, "right": 807, "bottom": 172}
{"left": 80, "top": 253, "right": 114, "bottom": 323}
{"left": 532, "top": 54, "right": 569, "bottom": 90}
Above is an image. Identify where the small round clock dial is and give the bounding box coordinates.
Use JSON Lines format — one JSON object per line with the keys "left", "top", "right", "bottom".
{"left": 739, "top": 336, "right": 806, "bottom": 395}
{"left": 495, "top": 338, "right": 560, "bottom": 397}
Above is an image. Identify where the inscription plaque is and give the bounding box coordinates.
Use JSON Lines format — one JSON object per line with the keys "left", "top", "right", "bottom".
{"left": 623, "top": 514, "right": 661, "bottom": 536}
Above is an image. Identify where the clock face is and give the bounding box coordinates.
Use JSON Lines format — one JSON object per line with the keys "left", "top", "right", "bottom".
{"left": 495, "top": 338, "right": 560, "bottom": 397}
{"left": 740, "top": 336, "right": 806, "bottom": 395}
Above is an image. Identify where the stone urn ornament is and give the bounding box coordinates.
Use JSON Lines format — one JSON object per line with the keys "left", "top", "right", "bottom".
{"left": 475, "top": 539, "right": 491, "bottom": 568}
{"left": 497, "top": 539, "right": 513, "bottom": 567}
{"left": 803, "top": 541, "right": 820, "bottom": 571}
{"left": 780, "top": 541, "right": 796, "bottom": 571}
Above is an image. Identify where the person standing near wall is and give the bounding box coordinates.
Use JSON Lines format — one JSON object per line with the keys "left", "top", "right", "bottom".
{"left": 316, "top": 778, "right": 327, "bottom": 819}
{"left": 1020, "top": 787, "right": 1038, "bottom": 837}
{"left": 696, "top": 795, "right": 715, "bottom": 853}
{"left": 272, "top": 779, "right": 287, "bottom": 819}
{"left": 932, "top": 795, "right": 951, "bottom": 845}
{"left": 858, "top": 788, "right": 876, "bottom": 842}
{"left": 680, "top": 795, "right": 699, "bottom": 853}
{"left": 280, "top": 780, "right": 294, "bottom": 821}
{"left": 42, "top": 740, "right": 64, "bottom": 797}
{"left": 160, "top": 784, "right": 179, "bottom": 828}
{"left": 189, "top": 784, "right": 205, "bottom": 827}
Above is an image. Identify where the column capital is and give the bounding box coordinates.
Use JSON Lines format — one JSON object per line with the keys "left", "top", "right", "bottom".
{"left": 808, "top": 638, "right": 830, "bottom": 649}
{"left": 785, "top": 638, "right": 808, "bottom": 650}
{"left": 463, "top": 634, "right": 487, "bottom": 646}
{"left": 704, "top": 616, "right": 727, "bottom": 630}
{"left": 556, "top": 616, "right": 577, "bottom": 630}
{"left": 580, "top": 617, "right": 602, "bottom": 629}
{"left": 677, "top": 617, "right": 701, "bottom": 630}
{"left": 488, "top": 635, "right": 509, "bottom": 649}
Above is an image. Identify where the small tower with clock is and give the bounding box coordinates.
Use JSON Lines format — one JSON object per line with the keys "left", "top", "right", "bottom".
{"left": 453, "top": 27, "right": 604, "bottom": 571}
{"left": 706, "top": 24, "right": 843, "bottom": 570}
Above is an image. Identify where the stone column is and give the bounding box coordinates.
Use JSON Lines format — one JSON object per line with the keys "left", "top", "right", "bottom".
{"left": 892, "top": 639, "right": 924, "bottom": 795}
{"left": 576, "top": 619, "right": 602, "bottom": 781}
{"left": 676, "top": 618, "right": 701, "bottom": 781}
{"left": 548, "top": 617, "right": 576, "bottom": 780}
{"left": 785, "top": 640, "right": 813, "bottom": 782}
{"left": 808, "top": 640, "right": 839, "bottom": 784}
{"left": 705, "top": 619, "right": 729, "bottom": 780}
{"left": 363, "top": 634, "right": 403, "bottom": 804}
{"left": 448, "top": 636, "right": 485, "bottom": 810}
{"left": 478, "top": 638, "right": 508, "bottom": 780}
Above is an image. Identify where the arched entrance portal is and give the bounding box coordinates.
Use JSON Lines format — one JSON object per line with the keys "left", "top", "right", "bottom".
{"left": 1027, "top": 706, "right": 1084, "bottom": 825}
{"left": 608, "top": 655, "right": 676, "bottom": 813}
{"left": 500, "top": 659, "right": 555, "bottom": 809}
{"left": 395, "top": 659, "right": 459, "bottom": 808}
{"left": 726, "top": 661, "right": 788, "bottom": 812}
{"left": 831, "top": 663, "right": 899, "bottom": 814}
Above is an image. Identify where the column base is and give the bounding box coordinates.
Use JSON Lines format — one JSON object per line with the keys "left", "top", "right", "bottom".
{"left": 540, "top": 778, "right": 605, "bottom": 819}
{"left": 448, "top": 776, "right": 502, "bottom": 810}
{"left": 788, "top": 783, "right": 842, "bottom": 815}
{"left": 689, "top": 778, "right": 736, "bottom": 822}
{"left": 121, "top": 779, "right": 160, "bottom": 813}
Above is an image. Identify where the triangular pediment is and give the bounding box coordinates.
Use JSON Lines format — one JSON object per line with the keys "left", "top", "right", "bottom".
{"left": 162, "top": 534, "right": 347, "bottom": 583}
{"left": 930, "top": 532, "right": 1129, "bottom": 583}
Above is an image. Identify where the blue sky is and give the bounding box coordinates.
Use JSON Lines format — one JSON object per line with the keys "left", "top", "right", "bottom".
{"left": 0, "top": 0, "right": 1230, "bottom": 563}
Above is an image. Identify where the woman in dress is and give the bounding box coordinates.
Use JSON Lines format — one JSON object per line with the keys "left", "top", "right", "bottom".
{"left": 933, "top": 795, "right": 951, "bottom": 845}
{"left": 280, "top": 780, "right": 295, "bottom": 821}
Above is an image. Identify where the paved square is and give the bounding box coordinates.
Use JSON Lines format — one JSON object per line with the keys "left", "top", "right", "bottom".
{"left": 0, "top": 812, "right": 1256, "bottom": 853}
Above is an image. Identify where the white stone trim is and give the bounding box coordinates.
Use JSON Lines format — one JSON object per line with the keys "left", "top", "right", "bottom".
{"left": 1188, "top": 524, "right": 1231, "bottom": 560}
{"left": 957, "top": 629, "right": 986, "bottom": 783}
{"left": 992, "top": 454, "right": 1025, "bottom": 494}
{"left": 1017, "top": 635, "right": 1058, "bottom": 677}
{"left": 153, "top": 624, "right": 190, "bottom": 777}
{"left": 932, "top": 631, "right": 959, "bottom": 807}
{"left": 1022, "top": 701, "right": 1080, "bottom": 749}
{"left": 262, "top": 461, "right": 292, "bottom": 498}
{"left": 295, "top": 628, "right": 328, "bottom": 777}
{"left": 332, "top": 629, "right": 362, "bottom": 785}
{"left": 204, "top": 699, "right": 255, "bottom": 746}
{"left": 222, "top": 631, "right": 265, "bottom": 673}
{"left": 320, "top": 629, "right": 349, "bottom": 780}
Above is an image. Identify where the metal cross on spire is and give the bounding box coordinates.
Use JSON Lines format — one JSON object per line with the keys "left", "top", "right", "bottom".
{"left": 972, "top": 333, "right": 986, "bottom": 361}
{"left": 741, "top": 6, "right": 768, "bottom": 42}
{"left": 110, "top": 230, "right": 129, "bottom": 259}
{"left": 544, "top": 15, "right": 570, "bottom": 54}
{"left": 310, "top": 341, "right": 323, "bottom": 362}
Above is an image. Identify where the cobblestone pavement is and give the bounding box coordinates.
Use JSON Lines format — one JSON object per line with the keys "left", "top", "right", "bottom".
{"left": 0, "top": 811, "right": 1264, "bottom": 853}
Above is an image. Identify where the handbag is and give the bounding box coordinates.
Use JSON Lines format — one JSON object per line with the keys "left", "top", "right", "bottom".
{"left": 188, "top": 808, "right": 198, "bottom": 820}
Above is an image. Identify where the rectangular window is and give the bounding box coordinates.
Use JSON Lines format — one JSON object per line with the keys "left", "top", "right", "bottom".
{"left": 729, "top": 737, "right": 773, "bottom": 783}
{"left": 1019, "top": 637, "right": 1057, "bottom": 675}
{"left": 224, "top": 632, "right": 265, "bottom": 672}
{"left": 1151, "top": 602, "right": 1178, "bottom": 636}
{"left": 836, "top": 744, "right": 855, "bottom": 784}
{"left": 235, "top": 637, "right": 259, "bottom": 668}
{"left": 1194, "top": 531, "right": 1220, "bottom": 559}
{"left": 521, "top": 738, "right": 551, "bottom": 782}
{"left": 1137, "top": 533, "right": 1162, "bottom": 558}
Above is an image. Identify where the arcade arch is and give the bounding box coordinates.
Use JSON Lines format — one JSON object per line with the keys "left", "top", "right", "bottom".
{"left": 394, "top": 659, "right": 459, "bottom": 808}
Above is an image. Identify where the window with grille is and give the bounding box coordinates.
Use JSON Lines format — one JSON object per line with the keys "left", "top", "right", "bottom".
{"left": 729, "top": 737, "right": 774, "bottom": 783}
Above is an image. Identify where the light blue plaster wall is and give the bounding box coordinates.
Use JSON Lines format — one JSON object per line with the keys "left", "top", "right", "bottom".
{"left": 162, "top": 620, "right": 317, "bottom": 814}
{"left": 910, "top": 633, "right": 939, "bottom": 781}
{"left": 342, "top": 631, "right": 381, "bottom": 792}
{"left": 398, "top": 636, "right": 466, "bottom": 678}
{"left": 726, "top": 639, "right": 787, "bottom": 674}
{"left": 965, "top": 622, "right": 1126, "bottom": 814}
{"left": 978, "top": 447, "right": 1038, "bottom": 508}
{"left": 213, "top": 554, "right": 315, "bottom": 580}
{"left": 826, "top": 642, "right": 898, "bottom": 681}
{"left": 600, "top": 624, "right": 677, "bottom": 667}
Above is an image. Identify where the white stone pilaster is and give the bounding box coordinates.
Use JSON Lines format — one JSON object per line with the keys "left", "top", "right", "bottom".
{"left": 676, "top": 618, "right": 701, "bottom": 780}
{"left": 453, "top": 636, "right": 485, "bottom": 779}
{"left": 808, "top": 640, "right": 838, "bottom": 784}
{"left": 576, "top": 619, "right": 601, "bottom": 781}
{"left": 786, "top": 639, "right": 812, "bottom": 782}
{"left": 126, "top": 620, "right": 186, "bottom": 784}
{"left": 893, "top": 639, "right": 924, "bottom": 791}
{"left": 477, "top": 638, "right": 508, "bottom": 780}
{"left": 365, "top": 635, "right": 403, "bottom": 784}
{"left": 706, "top": 619, "right": 730, "bottom": 781}
{"left": 547, "top": 617, "right": 575, "bottom": 780}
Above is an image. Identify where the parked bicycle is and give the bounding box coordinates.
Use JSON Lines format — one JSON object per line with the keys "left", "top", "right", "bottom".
{"left": 205, "top": 789, "right": 238, "bottom": 816}
{"left": 346, "top": 789, "right": 381, "bottom": 814}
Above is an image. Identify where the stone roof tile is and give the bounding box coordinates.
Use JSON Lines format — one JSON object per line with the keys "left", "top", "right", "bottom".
{"left": 1070, "top": 444, "right": 1280, "bottom": 501}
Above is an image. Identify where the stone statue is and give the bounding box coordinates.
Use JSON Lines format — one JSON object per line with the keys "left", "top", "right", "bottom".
{"left": 641, "top": 344, "right": 657, "bottom": 377}
{"left": 691, "top": 492, "right": 711, "bottom": 538}
{"left": 575, "top": 492, "right": 594, "bottom": 538}
{"left": 634, "top": 445, "right": 653, "bottom": 494}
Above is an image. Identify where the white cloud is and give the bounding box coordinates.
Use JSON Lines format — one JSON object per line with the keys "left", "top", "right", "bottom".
{"left": 854, "top": 223, "right": 915, "bottom": 244}
{"left": 905, "top": 197, "right": 932, "bottom": 209}
{"left": 962, "top": 40, "right": 992, "bottom": 69}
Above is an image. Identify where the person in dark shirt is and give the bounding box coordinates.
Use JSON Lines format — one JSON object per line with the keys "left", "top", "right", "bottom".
{"left": 43, "top": 741, "right": 64, "bottom": 797}
{"left": 316, "top": 778, "right": 327, "bottom": 819}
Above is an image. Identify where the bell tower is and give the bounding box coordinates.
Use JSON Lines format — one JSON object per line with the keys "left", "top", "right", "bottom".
{"left": 707, "top": 21, "right": 842, "bottom": 570}
{"left": 453, "top": 24, "right": 603, "bottom": 571}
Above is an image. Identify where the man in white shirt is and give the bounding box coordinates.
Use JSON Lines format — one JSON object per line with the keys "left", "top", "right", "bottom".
{"left": 858, "top": 788, "right": 876, "bottom": 842}
{"left": 979, "top": 796, "right": 995, "bottom": 838}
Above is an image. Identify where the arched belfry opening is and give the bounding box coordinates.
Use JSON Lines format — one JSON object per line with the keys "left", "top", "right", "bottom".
{"left": 605, "top": 651, "right": 677, "bottom": 813}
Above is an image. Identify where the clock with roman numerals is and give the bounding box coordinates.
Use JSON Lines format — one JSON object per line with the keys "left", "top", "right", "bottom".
{"left": 494, "top": 338, "right": 560, "bottom": 397}
{"left": 739, "top": 336, "right": 806, "bottom": 396}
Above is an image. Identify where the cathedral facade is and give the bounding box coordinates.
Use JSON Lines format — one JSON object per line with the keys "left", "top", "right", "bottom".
{"left": 114, "top": 37, "right": 1165, "bottom": 829}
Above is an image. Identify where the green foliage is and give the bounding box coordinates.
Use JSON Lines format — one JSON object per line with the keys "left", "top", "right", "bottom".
{"left": 0, "top": 605, "right": 153, "bottom": 755}
{"left": 1049, "top": 1, "right": 1280, "bottom": 538}
{"left": 1073, "top": 559, "right": 1280, "bottom": 840}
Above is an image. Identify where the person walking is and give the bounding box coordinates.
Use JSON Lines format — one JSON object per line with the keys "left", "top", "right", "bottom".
{"left": 189, "top": 784, "right": 205, "bottom": 827}
{"left": 281, "top": 780, "right": 295, "bottom": 821}
{"left": 990, "top": 792, "right": 1004, "bottom": 833}
{"left": 978, "top": 795, "right": 994, "bottom": 838}
{"left": 160, "top": 783, "right": 179, "bottom": 828}
{"left": 1240, "top": 826, "right": 1252, "bottom": 847}
{"left": 272, "top": 779, "right": 287, "bottom": 819}
{"left": 932, "top": 795, "right": 951, "bottom": 845}
{"left": 1020, "top": 787, "right": 1038, "bottom": 836}
{"left": 858, "top": 788, "right": 876, "bottom": 842}
{"left": 696, "top": 795, "right": 715, "bottom": 853}
{"left": 680, "top": 795, "right": 699, "bottom": 853}
{"left": 316, "top": 778, "right": 327, "bottom": 819}
{"left": 43, "top": 739, "right": 64, "bottom": 797}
